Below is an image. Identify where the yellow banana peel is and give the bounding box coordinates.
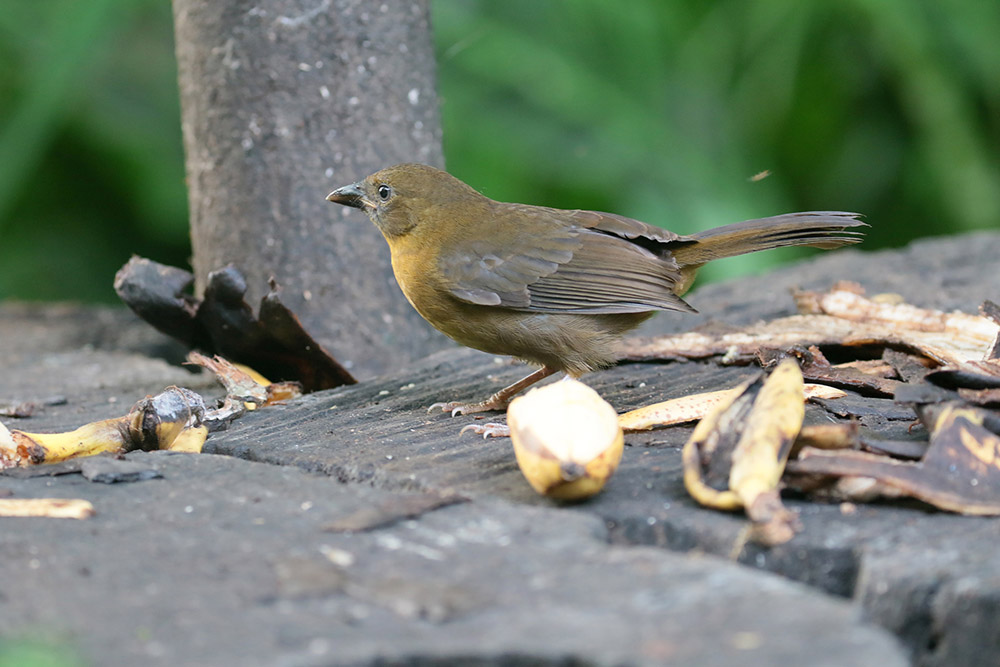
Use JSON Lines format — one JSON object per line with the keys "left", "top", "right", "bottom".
{"left": 507, "top": 378, "right": 624, "bottom": 501}
{"left": 0, "top": 498, "right": 95, "bottom": 519}
{"left": 727, "top": 359, "right": 805, "bottom": 513}
{"left": 0, "top": 355, "right": 292, "bottom": 468}
{"left": 163, "top": 425, "right": 209, "bottom": 453}
{"left": 619, "top": 382, "right": 845, "bottom": 432}
{"left": 6, "top": 418, "right": 131, "bottom": 466}
{"left": 683, "top": 359, "right": 806, "bottom": 544}
{"left": 0, "top": 387, "right": 210, "bottom": 467}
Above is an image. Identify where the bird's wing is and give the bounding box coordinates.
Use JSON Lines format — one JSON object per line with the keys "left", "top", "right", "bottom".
{"left": 440, "top": 206, "right": 696, "bottom": 314}
{"left": 564, "top": 208, "right": 688, "bottom": 245}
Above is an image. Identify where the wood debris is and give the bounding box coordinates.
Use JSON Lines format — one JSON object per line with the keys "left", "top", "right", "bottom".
{"left": 323, "top": 492, "right": 468, "bottom": 533}
{"left": 114, "top": 257, "right": 355, "bottom": 392}
{"left": 622, "top": 282, "right": 998, "bottom": 366}
{"left": 758, "top": 346, "right": 903, "bottom": 397}
{"left": 622, "top": 283, "right": 1000, "bottom": 529}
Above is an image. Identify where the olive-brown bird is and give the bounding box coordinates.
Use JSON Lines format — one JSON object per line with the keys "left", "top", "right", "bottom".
{"left": 328, "top": 164, "right": 865, "bottom": 415}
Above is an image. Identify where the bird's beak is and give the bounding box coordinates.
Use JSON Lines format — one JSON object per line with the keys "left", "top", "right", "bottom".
{"left": 326, "top": 182, "right": 372, "bottom": 210}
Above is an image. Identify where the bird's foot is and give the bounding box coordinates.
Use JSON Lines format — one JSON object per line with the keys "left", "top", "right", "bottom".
{"left": 459, "top": 422, "right": 511, "bottom": 439}
{"left": 428, "top": 397, "right": 509, "bottom": 416}
{"left": 428, "top": 366, "right": 559, "bottom": 416}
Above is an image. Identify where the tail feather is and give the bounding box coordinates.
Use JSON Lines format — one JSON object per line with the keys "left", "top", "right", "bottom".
{"left": 673, "top": 211, "right": 866, "bottom": 266}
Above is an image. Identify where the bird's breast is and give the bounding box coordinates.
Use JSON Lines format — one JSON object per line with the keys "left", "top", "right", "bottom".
{"left": 387, "top": 237, "right": 454, "bottom": 323}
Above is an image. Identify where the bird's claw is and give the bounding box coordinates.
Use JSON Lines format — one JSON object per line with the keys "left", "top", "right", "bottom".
{"left": 428, "top": 401, "right": 467, "bottom": 416}
{"left": 427, "top": 399, "right": 507, "bottom": 416}
{"left": 459, "top": 422, "right": 511, "bottom": 439}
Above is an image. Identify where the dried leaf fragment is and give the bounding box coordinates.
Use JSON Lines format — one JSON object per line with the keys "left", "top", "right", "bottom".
{"left": 186, "top": 352, "right": 304, "bottom": 409}
{"left": 187, "top": 352, "right": 268, "bottom": 407}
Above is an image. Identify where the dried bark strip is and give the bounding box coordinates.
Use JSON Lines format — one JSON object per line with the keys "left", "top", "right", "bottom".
{"left": 622, "top": 285, "right": 999, "bottom": 366}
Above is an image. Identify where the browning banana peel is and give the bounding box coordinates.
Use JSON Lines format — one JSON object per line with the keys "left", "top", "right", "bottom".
{"left": 164, "top": 425, "right": 209, "bottom": 452}
{"left": 681, "top": 377, "right": 753, "bottom": 512}
{"left": 0, "top": 354, "right": 293, "bottom": 468}
{"left": 683, "top": 359, "right": 807, "bottom": 543}
{"left": 0, "top": 387, "right": 209, "bottom": 467}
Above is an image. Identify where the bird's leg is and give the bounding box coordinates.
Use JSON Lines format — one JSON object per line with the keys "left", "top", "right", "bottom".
{"left": 429, "top": 366, "right": 558, "bottom": 417}
{"left": 459, "top": 371, "right": 584, "bottom": 438}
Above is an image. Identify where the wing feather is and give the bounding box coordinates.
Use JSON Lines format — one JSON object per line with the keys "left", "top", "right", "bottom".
{"left": 439, "top": 204, "right": 691, "bottom": 315}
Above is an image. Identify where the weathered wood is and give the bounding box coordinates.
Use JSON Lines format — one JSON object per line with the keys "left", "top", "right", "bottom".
{"left": 0, "top": 451, "right": 904, "bottom": 666}
{"left": 198, "top": 232, "right": 1000, "bottom": 666}
{"left": 3, "top": 232, "right": 1000, "bottom": 664}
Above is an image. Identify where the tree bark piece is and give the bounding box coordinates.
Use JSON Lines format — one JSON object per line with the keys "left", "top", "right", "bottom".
{"left": 172, "top": 0, "right": 449, "bottom": 378}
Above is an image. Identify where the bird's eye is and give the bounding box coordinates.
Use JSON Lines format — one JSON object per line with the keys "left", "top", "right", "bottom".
{"left": 377, "top": 184, "right": 392, "bottom": 201}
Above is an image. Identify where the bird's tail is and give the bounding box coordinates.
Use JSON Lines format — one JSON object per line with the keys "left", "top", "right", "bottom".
{"left": 671, "top": 211, "right": 867, "bottom": 267}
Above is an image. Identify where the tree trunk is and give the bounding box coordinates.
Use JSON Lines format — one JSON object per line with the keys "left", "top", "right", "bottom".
{"left": 171, "top": 0, "right": 448, "bottom": 379}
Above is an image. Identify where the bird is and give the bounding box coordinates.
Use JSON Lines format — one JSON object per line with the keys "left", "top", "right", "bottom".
{"left": 327, "top": 163, "right": 865, "bottom": 416}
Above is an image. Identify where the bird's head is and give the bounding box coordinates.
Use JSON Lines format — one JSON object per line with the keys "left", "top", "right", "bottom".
{"left": 327, "top": 163, "right": 483, "bottom": 240}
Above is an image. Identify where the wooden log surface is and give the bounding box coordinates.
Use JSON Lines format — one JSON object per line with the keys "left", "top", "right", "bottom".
{"left": 3, "top": 232, "right": 1000, "bottom": 665}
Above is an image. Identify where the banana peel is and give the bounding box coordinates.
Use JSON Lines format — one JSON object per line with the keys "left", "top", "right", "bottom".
{"left": 788, "top": 403, "right": 1000, "bottom": 515}
{"left": 789, "top": 422, "right": 860, "bottom": 459}
{"left": 0, "top": 354, "right": 299, "bottom": 468}
{"left": 619, "top": 383, "right": 845, "bottom": 432}
{"left": 1, "top": 386, "right": 209, "bottom": 467}
{"left": 5, "top": 417, "right": 133, "bottom": 466}
{"left": 683, "top": 358, "right": 806, "bottom": 544}
{"left": 0, "top": 498, "right": 95, "bottom": 519}
{"left": 507, "top": 378, "right": 624, "bottom": 501}
{"left": 186, "top": 352, "right": 302, "bottom": 416}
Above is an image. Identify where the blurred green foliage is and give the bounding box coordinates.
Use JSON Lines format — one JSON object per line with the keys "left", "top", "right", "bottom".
{"left": 0, "top": 0, "right": 188, "bottom": 302}
{"left": 1, "top": 0, "right": 997, "bottom": 303}
{"left": 0, "top": 636, "right": 85, "bottom": 667}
